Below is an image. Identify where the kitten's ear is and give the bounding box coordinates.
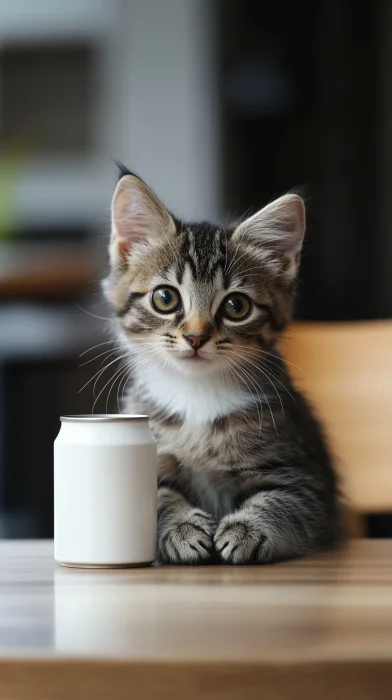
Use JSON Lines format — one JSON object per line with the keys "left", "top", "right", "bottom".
{"left": 232, "top": 194, "right": 306, "bottom": 275}
{"left": 110, "top": 174, "right": 175, "bottom": 265}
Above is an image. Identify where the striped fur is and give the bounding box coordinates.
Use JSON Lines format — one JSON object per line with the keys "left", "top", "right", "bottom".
{"left": 104, "top": 170, "right": 342, "bottom": 565}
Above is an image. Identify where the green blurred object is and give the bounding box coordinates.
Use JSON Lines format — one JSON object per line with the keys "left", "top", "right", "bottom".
{"left": 0, "top": 149, "right": 22, "bottom": 240}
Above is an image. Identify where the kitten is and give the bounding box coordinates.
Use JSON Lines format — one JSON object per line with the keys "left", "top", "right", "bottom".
{"left": 104, "top": 167, "right": 341, "bottom": 565}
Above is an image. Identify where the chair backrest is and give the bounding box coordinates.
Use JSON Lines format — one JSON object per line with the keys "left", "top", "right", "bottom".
{"left": 280, "top": 321, "right": 392, "bottom": 514}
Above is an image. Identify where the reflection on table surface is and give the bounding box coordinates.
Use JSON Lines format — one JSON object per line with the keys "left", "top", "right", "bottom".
{"left": 0, "top": 539, "right": 391, "bottom": 662}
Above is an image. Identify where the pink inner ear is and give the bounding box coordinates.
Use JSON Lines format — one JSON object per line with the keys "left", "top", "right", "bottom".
{"left": 110, "top": 175, "right": 176, "bottom": 266}
{"left": 113, "top": 186, "right": 155, "bottom": 245}
{"left": 235, "top": 194, "right": 306, "bottom": 256}
{"left": 117, "top": 239, "right": 131, "bottom": 263}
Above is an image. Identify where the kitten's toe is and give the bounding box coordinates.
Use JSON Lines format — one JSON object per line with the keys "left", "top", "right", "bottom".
{"left": 158, "top": 509, "right": 215, "bottom": 565}
{"left": 214, "top": 512, "right": 267, "bottom": 564}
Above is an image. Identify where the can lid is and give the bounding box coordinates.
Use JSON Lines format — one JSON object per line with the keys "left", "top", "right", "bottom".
{"left": 60, "top": 414, "right": 149, "bottom": 423}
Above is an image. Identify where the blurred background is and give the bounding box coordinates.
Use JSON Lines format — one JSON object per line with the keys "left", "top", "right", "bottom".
{"left": 0, "top": 0, "right": 391, "bottom": 538}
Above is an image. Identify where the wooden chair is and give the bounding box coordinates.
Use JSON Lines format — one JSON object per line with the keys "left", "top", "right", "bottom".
{"left": 280, "top": 320, "right": 392, "bottom": 519}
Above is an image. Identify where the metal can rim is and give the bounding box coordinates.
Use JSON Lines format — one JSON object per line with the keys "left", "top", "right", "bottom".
{"left": 60, "top": 414, "right": 149, "bottom": 423}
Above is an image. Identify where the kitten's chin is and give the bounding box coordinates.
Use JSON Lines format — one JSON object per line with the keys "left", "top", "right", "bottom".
{"left": 169, "top": 354, "right": 220, "bottom": 377}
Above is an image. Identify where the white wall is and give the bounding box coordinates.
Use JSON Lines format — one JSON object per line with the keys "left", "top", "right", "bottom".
{"left": 108, "top": 0, "right": 221, "bottom": 221}
{"left": 0, "top": 0, "right": 221, "bottom": 228}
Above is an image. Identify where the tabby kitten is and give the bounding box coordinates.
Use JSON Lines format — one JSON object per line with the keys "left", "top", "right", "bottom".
{"left": 104, "top": 167, "right": 341, "bottom": 565}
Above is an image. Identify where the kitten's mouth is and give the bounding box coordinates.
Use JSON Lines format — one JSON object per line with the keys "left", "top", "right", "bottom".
{"left": 172, "top": 351, "right": 217, "bottom": 375}
{"left": 179, "top": 351, "right": 208, "bottom": 363}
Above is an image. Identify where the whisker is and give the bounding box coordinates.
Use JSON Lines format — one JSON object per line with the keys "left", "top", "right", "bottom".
{"left": 230, "top": 346, "right": 294, "bottom": 413}
{"left": 79, "top": 352, "right": 131, "bottom": 394}
{"left": 92, "top": 352, "right": 133, "bottom": 399}
{"left": 74, "top": 301, "right": 114, "bottom": 322}
{"left": 103, "top": 363, "right": 131, "bottom": 414}
{"left": 224, "top": 348, "right": 281, "bottom": 430}
{"left": 109, "top": 346, "right": 160, "bottom": 413}
{"left": 262, "top": 350, "right": 307, "bottom": 377}
{"left": 219, "top": 360, "right": 262, "bottom": 442}
{"left": 120, "top": 354, "right": 156, "bottom": 410}
{"left": 79, "top": 344, "right": 130, "bottom": 367}
{"left": 79, "top": 339, "right": 120, "bottom": 357}
{"left": 260, "top": 362, "right": 296, "bottom": 406}
{"left": 81, "top": 343, "right": 157, "bottom": 399}
{"left": 228, "top": 361, "right": 264, "bottom": 435}
{"left": 93, "top": 348, "right": 160, "bottom": 413}
{"left": 92, "top": 354, "right": 132, "bottom": 403}
{"left": 229, "top": 344, "right": 306, "bottom": 377}
{"left": 91, "top": 360, "right": 130, "bottom": 412}
{"left": 134, "top": 349, "right": 165, "bottom": 401}
{"left": 117, "top": 361, "right": 133, "bottom": 412}
{"left": 106, "top": 363, "right": 131, "bottom": 414}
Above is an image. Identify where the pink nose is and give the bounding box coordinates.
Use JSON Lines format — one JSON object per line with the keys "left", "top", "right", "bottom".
{"left": 183, "top": 334, "right": 210, "bottom": 351}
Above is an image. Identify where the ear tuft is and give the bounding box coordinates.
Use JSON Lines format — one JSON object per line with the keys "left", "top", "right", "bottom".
{"left": 114, "top": 160, "right": 140, "bottom": 183}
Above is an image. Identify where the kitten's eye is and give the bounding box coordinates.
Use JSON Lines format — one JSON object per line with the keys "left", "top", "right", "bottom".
{"left": 222, "top": 293, "right": 251, "bottom": 321}
{"left": 151, "top": 286, "right": 181, "bottom": 314}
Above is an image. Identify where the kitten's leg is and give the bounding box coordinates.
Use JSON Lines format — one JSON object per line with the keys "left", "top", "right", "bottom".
{"left": 157, "top": 486, "right": 215, "bottom": 564}
{"left": 214, "top": 486, "right": 332, "bottom": 565}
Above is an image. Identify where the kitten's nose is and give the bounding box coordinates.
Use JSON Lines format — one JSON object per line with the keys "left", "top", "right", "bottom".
{"left": 183, "top": 334, "right": 210, "bottom": 351}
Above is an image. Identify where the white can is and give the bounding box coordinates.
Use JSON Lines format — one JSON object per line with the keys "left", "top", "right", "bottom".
{"left": 54, "top": 415, "right": 157, "bottom": 568}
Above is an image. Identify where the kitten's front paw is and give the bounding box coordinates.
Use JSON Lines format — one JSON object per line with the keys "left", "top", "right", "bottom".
{"left": 158, "top": 509, "right": 215, "bottom": 565}
{"left": 214, "top": 512, "right": 268, "bottom": 565}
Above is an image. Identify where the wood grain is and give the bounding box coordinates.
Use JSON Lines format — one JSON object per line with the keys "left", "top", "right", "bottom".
{"left": 0, "top": 540, "right": 392, "bottom": 699}
{"left": 281, "top": 320, "right": 392, "bottom": 513}
{"left": 1, "top": 659, "right": 392, "bottom": 700}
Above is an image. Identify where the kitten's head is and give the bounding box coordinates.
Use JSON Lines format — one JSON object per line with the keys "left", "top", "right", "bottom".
{"left": 104, "top": 170, "right": 305, "bottom": 378}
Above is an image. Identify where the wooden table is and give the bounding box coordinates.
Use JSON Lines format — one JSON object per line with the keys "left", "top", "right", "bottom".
{"left": 1, "top": 540, "right": 392, "bottom": 699}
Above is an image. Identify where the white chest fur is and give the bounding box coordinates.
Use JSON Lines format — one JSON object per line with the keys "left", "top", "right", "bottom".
{"left": 136, "top": 365, "right": 251, "bottom": 425}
